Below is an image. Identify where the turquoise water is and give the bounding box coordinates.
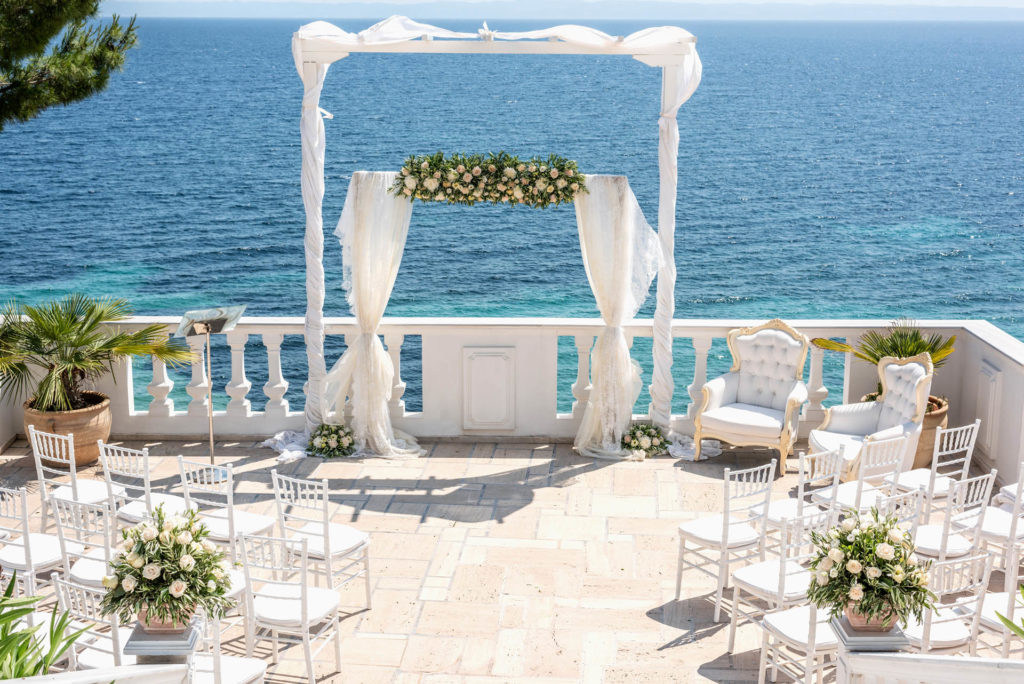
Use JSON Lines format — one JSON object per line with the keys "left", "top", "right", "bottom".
{"left": 1, "top": 19, "right": 1022, "bottom": 413}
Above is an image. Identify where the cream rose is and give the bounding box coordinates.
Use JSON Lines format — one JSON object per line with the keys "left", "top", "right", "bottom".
{"left": 159, "top": 531, "right": 172, "bottom": 545}
{"left": 122, "top": 576, "right": 137, "bottom": 592}
{"left": 888, "top": 528, "right": 905, "bottom": 544}
{"left": 176, "top": 531, "right": 193, "bottom": 546}
{"left": 875, "top": 543, "right": 895, "bottom": 561}
{"left": 841, "top": 518, "right": 856, "bottom": 532}
{"left": 816, "top": 571, "right": 829, "bottom": 586}
{"left": 141, "top": 525, "right": 158, "bottom": 542}
{"left": 169, "top": 579, "right": 187, "bottom": 598}
{"left": 503, "top": 167, "right": 517, "bottom": 178}
{"left": 848, "top": 583, "right": 864, "bottom": 601}
{"left": 639, "top": 436, "right": 652, "bottom": 449}
{"left": 819, "top": 557, "right": 834, "bottom": 572}
{"left": 828, "top": 548, "right": 844, "bottom": 563}
{"left": 101, "top": 575, "right": 118, "bottom": 590}
{"left": 179, "top": 554, "right": 196, "bottom": 571}
{"left": 846, "top": 559, "right": 863, "bottom": 574}
{"left": 142, "top": 563, "right": 161, "bottom": 580}
{"left": 866, "top": 566, "right": 882, "bottom": 580}
{"left": 403, "top": 176, "right": 417, "bottom": 190}
{"left": 424, "top": 177, "right": 439, "bottom": 192}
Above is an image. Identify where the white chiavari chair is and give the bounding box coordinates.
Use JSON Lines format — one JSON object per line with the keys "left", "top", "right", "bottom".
{"left": 98, "top": 441, "right": 190, "bottom": 525}
{"left": 676, "top": 460, "right": 776, "bottom": 622}
{"left": 756, "top": 601, "right": 836, "bottom": 684}
{"left": 0, "top": 486, "right": 65, "bottom": 596}
{"left": 29, "top": 425, "right": 120, "bottom": 532}
{"left": 972, "top": 461, "right": 1024, "bottom": 584}
{"left": 888, "top": 420, "right": 980, "bottom": 521}
{"left": 191, "top": 607, "right": 267, "bottom": 684}
{"left": 51, "top": 573, "right": 133, "bottom": 669}
{"left": 915, "top": 470, "right": 996, "bottom": 563}
{"left": 754, "top": 448, "right": 843, "bottom": 530}
{"left": 52, "top": 498, "right": 114, "bottom": 589}
{"left": 811, "top": 435, "right": 906, "bottom": 514}
{"left": 904, "top": 551, "right": 993, "bottom": 656}
{"left": 271, "top": 470, "right": 371, "bottom": 608}
{"left": 876, "top": 487, "right": 926, "bottom": 544}
{"left": 239, "top": 534, "right": 342, "bottom": 684}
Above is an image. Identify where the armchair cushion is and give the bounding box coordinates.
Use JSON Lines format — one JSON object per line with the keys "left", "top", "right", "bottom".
{"left": 703, "top": 372, "right": 739, "bottom": 413}
{"left": 821, "top": 401, "right": 883, "bottom": 436}
{"left": 808, "top": 430, "right": 865, "bottom": 463}
{"left": 700, "top": 403, "right": 785, "bottom": 440}
{"left": 733, "top": 329, "right": 807, "bottom": 411}
{"left": 877, "top": 359, "right": 930, "bottom": 429}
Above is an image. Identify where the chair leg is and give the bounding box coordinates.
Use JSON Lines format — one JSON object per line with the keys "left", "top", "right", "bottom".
{"left": 675, "top": 536, "right": 685, "bottom": 599}
{"left": 302, "top": 632, "right": 315, "bottom": 684}
{"left": 271, "top": 629, "right": 279, "bottom": 664}
{"left": 333, "top": 613, "right": 343, "bottom": 670}
{"left": 363, "top": 549, "right": 372, "bottom": 609}
{"left": 694, "top": 429, "right": 703, "bottom": 461}
{"left": 804, "top": 649, "right": 814, "bottom": 684}
{"left": 727, "top": 586, "right": 740, "bottom": 652}
{"left": 714, "top": 555, "right": 728, "bottom": 622}
{"left": 757, "top": 629, "right": 769, "bottom": 684}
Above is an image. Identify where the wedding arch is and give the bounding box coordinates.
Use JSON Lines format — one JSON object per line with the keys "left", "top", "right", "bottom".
{"left": 291, "top": 16, "right": 703, "bottom": 455}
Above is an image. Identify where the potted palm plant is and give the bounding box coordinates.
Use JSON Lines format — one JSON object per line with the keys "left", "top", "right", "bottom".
{"left": 812, "top": 319, "right": 955, "bottom": 470}
{"left": 0, "top": 294, "right": 192, "bottom": 465}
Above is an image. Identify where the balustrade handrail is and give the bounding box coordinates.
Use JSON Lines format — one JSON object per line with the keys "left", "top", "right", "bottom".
{"left": 845, "top": 651, "right": 1024, "bottom": 683}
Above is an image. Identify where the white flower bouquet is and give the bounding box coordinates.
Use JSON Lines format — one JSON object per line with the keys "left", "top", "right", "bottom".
{"left": 391, "top": 151, "right": 586, "bottom": 208}
{"left": 621, "top": 423, "right": 671, "bottom": 459}
{"left": 807, "top": 509, "right": 934, "bottom": 630}
{"left": 100, "top": 506, "right": 234, "bottom": 629}
{"left": 308, "top": 423, "right": 355, "bottom": 458}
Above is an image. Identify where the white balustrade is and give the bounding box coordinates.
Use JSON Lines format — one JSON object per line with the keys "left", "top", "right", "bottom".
{"left": 146, "top": 356, "right": 174, "bottom": 417}
{"left": 804, "top": 345, "right": 828, "bottom": 426}
{"left": 385, "top": 333, "right": 406, "bottom": 418}
{"left": 262, "top": 332, "right": 289, "bottom": 418}
{"left": 571, "top": 335, "right": 593, "bottom": 420}
{"left": 225, "top": 330, "right": 252, "bottom": 417}
{"left": 185, "top": 335, "right": 209, "bottom": 418}
{"left": 687, "top": 335, "right": 713, "bottom": 418}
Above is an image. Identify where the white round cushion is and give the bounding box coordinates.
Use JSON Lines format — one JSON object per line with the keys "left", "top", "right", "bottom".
{"left": 293, "top": 522, "right": 369, "bottom": 558}
{"left": 253, "top": 584, "right": 340, "bottom": 627}
{"left": 192, "top": 653, "right": 267, "bottom": 684}
{"left": 117, "top": 493, "right": 191, "bottom": 523}
{"left": 763, "top": 605, "right": 838, "bottom": 650}
{"left": 75, "top": 627, "right": 136, "bottom": 669}
{"left": 201, "top": 508, "right": 275, "bottom": 541}
{"left": 891, "top": 468, "right": 954, "bottom": 497}
{"left": 678, "top": 515, "right": 760, "bottom": 548}
{"left": 52, "top": 480, "right": 121, "bottom": 505}
{"left": 733, "top": 559, "right": 810, "bottom": 601}
{"left": 69, "top": 547, "right": 112, "bottom": 587}
{"left": 903, "top": 609, "right": 972, "bottom": 649}
{"left": 914, "top": 524, "right": 973, "bottom": 558}
{"left": 0, "top": 533, "right": 72, "bottom": 571}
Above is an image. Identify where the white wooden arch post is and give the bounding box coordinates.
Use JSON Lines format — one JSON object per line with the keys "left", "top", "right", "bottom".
{"left": 293, "top": 17, "right": 702, "bottom": 436}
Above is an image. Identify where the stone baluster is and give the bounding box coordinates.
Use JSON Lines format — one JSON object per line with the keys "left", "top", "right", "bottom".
{"left": 384, "top": 333, "right": 406, "bottom": 419}
{"left": 147, "top": 355, "right": 174, "bottom": 417}
{"left": 225, "top": 331, "right": 251, "bottom": 417}
{"left": 571, "top": 335, "right": 593, "bottom": 419}
{"left": 185, "top": 336, "right": 209, "bottom": 417}
{"left": 262, "top": 332, "right": 289, "bottom": 418}
{"left": 687, "top": 335, "right": 713, "bottom": 418}
{"left": 804, "top": 345, "right": 828, "bottom": 426}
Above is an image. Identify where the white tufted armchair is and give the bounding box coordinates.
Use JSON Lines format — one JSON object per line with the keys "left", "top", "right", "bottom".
{"left": 693, "top": 319, "right": 809, "bottom": 469}
{"left": 808, "top": 352, "right": 934, "bottom": 479}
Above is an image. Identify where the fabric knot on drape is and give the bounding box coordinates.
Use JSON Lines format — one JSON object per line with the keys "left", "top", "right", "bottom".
{"left": 573, "top": 176, "right": 661, "bottom": 460}
{"left": 323, "top": 171, "right": 424, "bottom": 458}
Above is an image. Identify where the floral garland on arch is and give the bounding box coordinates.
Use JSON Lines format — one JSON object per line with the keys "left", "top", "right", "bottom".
{"left": 391, "top": 151, "right": 586, "bottom": 208}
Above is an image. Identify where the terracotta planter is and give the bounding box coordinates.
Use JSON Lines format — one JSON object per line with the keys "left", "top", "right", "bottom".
{"left": 844, "top": 603, "right": 894, "bottom": 632}
{"left": 137, "top": 605, "right": 192, "bottom": 634}
{"left": 23, "top": 391, "right": 111, "bottom": 467}
{"left": 914, "top": 396, "right": 949, "bottom": 470}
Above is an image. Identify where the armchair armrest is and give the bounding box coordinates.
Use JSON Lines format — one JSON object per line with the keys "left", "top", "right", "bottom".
{"left": 818, "top": 401, "right": 882, "bottom": 435}
{"left": 700, "top": 371, "right": 739, "bottom": 414}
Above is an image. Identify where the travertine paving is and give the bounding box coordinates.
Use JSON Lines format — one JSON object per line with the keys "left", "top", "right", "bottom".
{"left": 1, "top": 437, "right": 806, "bottom": 683}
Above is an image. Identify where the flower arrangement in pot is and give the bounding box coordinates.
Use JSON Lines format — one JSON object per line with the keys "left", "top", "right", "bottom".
{"left": 807, "top": 509, "right": 934, "bottom": 631}
{"left": 811, "top": 318, "right": 954, "bottom": 469}
{"left": 308, "top": 423, "right": 355, "bottom": 458}
{"left": 0, "top": 294, "right": 192, "bottom": 465}
{"left": 100, "top": 506, "right": 234, "bottom": 633}
{"left": 621, "top": 423, "right": 671, "bottom": 460}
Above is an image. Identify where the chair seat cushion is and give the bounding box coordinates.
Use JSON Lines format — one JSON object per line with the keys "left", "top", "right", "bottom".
{"left": 810, "top": 481, "right": 882, "bottom": 511}
{"left": 699, "top": 403, "right": 784, "bottom": 440}
{"left": 914, "top": 524, "right": 973, "bottom": 558}
{"left": 117, "top": 493, "right": 191, "bottom": 523}
{"left": 960, "top": 507, "right": 1024, "bottom": 543}
{"left": 903, "top": 609, "right": 972, "bottom": 649}
{"left": 52, "top": 480, "right": 122, "bottom": 505}
{"left": 678, "top": 515, "right": 760, "bottom": 548}
{"left": 762, "top": 605, "right": 838, "bottom": 650}
{"left": 253, "top": 584, "right": 340, "bottom": 627}
{"left": 0, "top": 533, "right": 74, "bottom": 571}
{"left": 293, "top": 522, "right": 369, "bottom": 558}
{"left": 889, "top": 468, "right": 954, "bottom": 497}
{"left": 201, "top": 508, "right": 275, "bottom": 541}
{"left": 999, "top": 483, "right": 1020, "bottom": 502}
{"left": 751, "top": 499, "right": 824, "bottom": 527}
{"left": 977, "top": 591, "right": 1024, "bottom": 631}
{"left": 808, "top": 431, "right": 864, "bottom": 464}
{"left": 192, "top": 653, "right": 267, "bottom": 684}
{"left": 69, "top": 547, "right": 112, "bottom": 587}
{"left": 75, "top": 626, "right": 136, "bottom": 669}
{"left": 733, "top": 559, "right": 810, "bottom": 601}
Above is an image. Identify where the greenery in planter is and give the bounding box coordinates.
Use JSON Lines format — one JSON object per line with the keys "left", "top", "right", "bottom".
{"left": 0, "top": 573, "right": 89, "bottom": 677}
{"left": 811, "top": 318, "right": 954, "bottom": 406}
{"left": 0, "top": 294, "right": 191, "bottom": 411}
{"left": 807, "top": 508, "right": 935, "bottom": 628}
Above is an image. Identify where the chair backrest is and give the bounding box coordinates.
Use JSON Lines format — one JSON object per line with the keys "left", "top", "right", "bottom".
{"left": 0, "top": 487, "right": 34, "bottom": 582}
{"left": 98, "top": 441, "right": 154, "bottom": 511}
{"left": 722, "top": 460, "right": 776, "bottom": 543}
{"left": 726, "top": 319, "right": 808, "bottom": 411}
{"left": 239, "top": 534, "right": 311, "bottom": 628}
{"left": 28, "top": 425, "right": 78, "bottom": 500}
{"left": 918, "top": 552, "right": 993, "bottom": 653}
{"left": 51, "top": 573, "right": 123, "bottom": 668}
{"left": 271, "top": 469, "right": 330, "bottom": 537}
{"left": 846, "top": 435, "right": 907, "bottom": 510}
{"left": 796, "top": 448, "right": 844, "bottom": 508}
{"left": 876, "top": 487, "right": 926, "bottom": 543}
{"left": 932, "top": 420, "right": 980, "bottom": 480}
{"left": 773, "top": 507, "right": 835, "bottom": 606}
{"left": 938, "top": 469, "right": 997, "bottom": 562}
{"left": 52, "top": 498, "right": 115, "bottom": 578}
{"left": 178, "top": 457, "right": 235, "bottom": 555}
{"left": 874, "top": 353, "right": 934, "bottom": 432}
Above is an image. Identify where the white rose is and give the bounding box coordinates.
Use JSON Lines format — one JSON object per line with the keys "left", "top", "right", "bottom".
{"left": 471, "top": 166, "right": 481, "bottom": 176}
{"left": 819, "top": 557, "right": 834, "bottom": 572}
{"left": 159, "top": 531, "right": 172, "bottom": 545}
{"left": 131, "top": 556, "right": 144, "bottom": 569}
{"left": 639, "top": 436, "right": 652, "bottom": 449}
{"left": 846, "top": 559, "right": 863, "bottom": 575}
{"left": 169, "top": 579, "right": 187, "bottom": 598}
{"left": 176, "top": 531, "right": 193, "bottom": 545}
{"left": 888, "top": 528, "right": 904, "bottom": 544}
{"left": 849, "top": 583, "right": 864, "bottom": 601}
{"left": 191, "top": 542, "right": 202, "bottom": 554}
{"left": 816, "top": 571, "right": 829, "bottom": 586}
{"left": 570, "top": 182, "right": 579, "bottom": 191}
{"left": 549, "top": 169, "right": 559, "bottom": 179}
{"left": 420, "top": 160, "right": 429, "bottom": 169}
{"left": 179, "top": 554, "right": 196, "bottom": 571}
{"left": 141, "top": 526, "right": 157, "bottom": 542}
{"left": 652, "top": 438, "right": 660, "bottom": 446}
{"left": 828, "top": 548, "right": 845, "bottom": 563}
{"left": 866, "top": 566, "right": 882, "bottom": 580}
{"left": 122, "top": 576, "right": 137, "bottom": 592}
{"left": 202, "top": 540, "right": 216, "bottom": 553}
{"left": 121, "top": 540, "right": 134, "bottom": 553}
{"left": 142, "top": 563, "right": 161, "bottom": 580}
{"left": 101, "top": 575, "right": 118, "bottom": 590}
{"left": 841, "top": 518, "right": 856, "bottom": 532}
{"left": 516, "top": 163, "right": 526, "bottom": 171}
{"left": 503, "top": 167, "right": 516, "bottom": 178}
{"left": 424, "top": 177, "right": 439, "bottom": 192}
{"left": 162, "top": 520, "right": 174, "bottom": 531}
{"left": 404, "top": 176, "right": 417, "bottom": 190}
{"left": 169, "top": 516, "right": 187, "bottom": 528}
{"left": 829, "top": 568, "right": 838, "bottom": 578}
{"left": 125, "top": 551, "right": 139, "bottom": 563}
{"left": 907, "top": 554, "right": 918, "bottom": 567}
{"left": 313, "top": 436, "right": 324, "bottom": 448}
{"left": 875, "top": 543, "right": 895, "bottom": 561}
{"left": 513, "top": 187, "right": 524, "bottom": 200}
{"left": 328, "top": 437, "right": 338, "bottom": 448}
{"left": 341, "top": 436, "right": 352, "bottom": 446}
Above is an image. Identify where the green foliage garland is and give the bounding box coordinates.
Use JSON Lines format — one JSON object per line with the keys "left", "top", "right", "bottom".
{"left": 100, "top": 505, "right": 235, "bottom": 625}
{"left": 391, "top": 151, "right": 586, "bottom": 208}
{"left": 807, "top": 508, "right": 935, "bottom": 628}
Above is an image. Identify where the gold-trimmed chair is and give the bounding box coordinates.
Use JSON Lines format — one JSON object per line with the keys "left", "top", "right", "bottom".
{"left": 809, "top": 352, "right": 934, "bottom": 479}
{"left": 693, "top": 319, "right": 809, "bottom": 470}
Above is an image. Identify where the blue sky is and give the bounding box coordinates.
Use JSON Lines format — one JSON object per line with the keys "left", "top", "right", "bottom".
{"left": 102, "top": 1, "right": 1024, "bottom": 20}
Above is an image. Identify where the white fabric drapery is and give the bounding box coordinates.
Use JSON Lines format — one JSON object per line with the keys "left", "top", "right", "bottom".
{"left": 574, "top": 176, "right": 661, "bottom": 460}
{"left": 322, "top": 171, "right": 424, "bottom": 458}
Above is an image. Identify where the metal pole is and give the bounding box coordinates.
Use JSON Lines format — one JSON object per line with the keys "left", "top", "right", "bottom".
{"left": 206, "top": 331, "right": 215, "bottom": 465}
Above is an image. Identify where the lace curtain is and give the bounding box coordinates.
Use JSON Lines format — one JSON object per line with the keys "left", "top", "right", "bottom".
{"left": 322, "top": 171, "right": 424, "bottom": 458}
{"left": 573, "top": 175, "right": 661, "bottom": 460}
